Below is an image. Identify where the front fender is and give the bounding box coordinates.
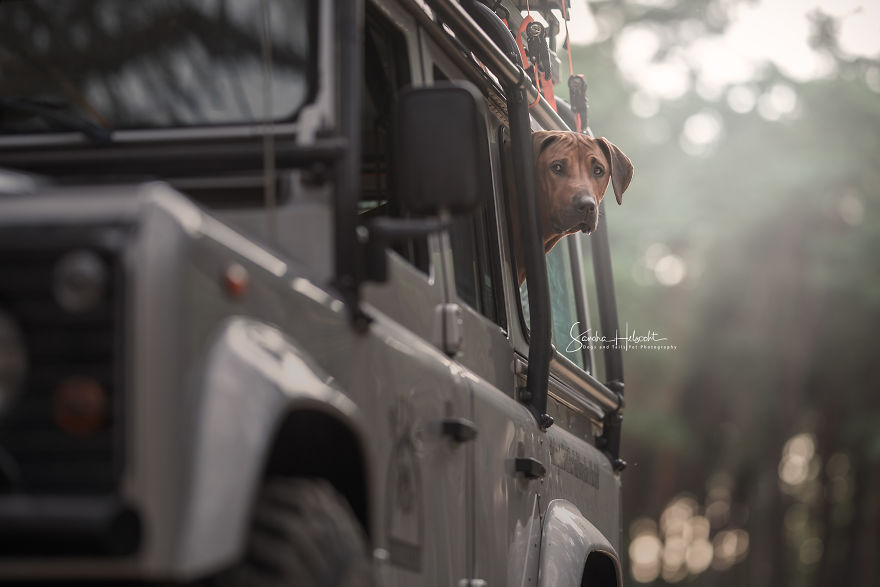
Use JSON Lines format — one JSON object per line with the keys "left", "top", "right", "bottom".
{"left": 174, "top": 317, "right": 364, "bottom": 576}
{"left": 539, "top": 500, "right": 622, "bottom": 587}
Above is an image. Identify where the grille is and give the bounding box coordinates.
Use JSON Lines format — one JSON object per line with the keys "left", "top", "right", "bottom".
{"left": 0, "top": 225, "right": 126, "bottom": 496}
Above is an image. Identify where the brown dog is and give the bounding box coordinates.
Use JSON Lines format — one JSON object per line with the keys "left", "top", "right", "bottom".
{"left": 509, "top": 131, "right": 633, "bottom": 284}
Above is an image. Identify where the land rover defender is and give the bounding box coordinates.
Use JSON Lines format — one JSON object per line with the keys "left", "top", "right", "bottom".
{"left": 0, "top": 0, "right": 627, "bottom": 584}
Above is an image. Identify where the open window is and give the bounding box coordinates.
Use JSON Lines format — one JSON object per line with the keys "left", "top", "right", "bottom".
{"left": 498, "top": 128, "right": 595, "bottom": 375}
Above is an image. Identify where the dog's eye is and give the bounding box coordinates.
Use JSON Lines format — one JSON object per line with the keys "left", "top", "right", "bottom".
{"left": 593, "top": 166, "right": 605, "bottom": 177}
{"left": 551, "top": 161, "right": 565, "bottom": 175}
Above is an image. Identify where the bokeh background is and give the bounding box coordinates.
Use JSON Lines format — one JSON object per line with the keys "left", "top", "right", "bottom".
{"left": 564, "top": 0, "right": 880, "bottom": 585}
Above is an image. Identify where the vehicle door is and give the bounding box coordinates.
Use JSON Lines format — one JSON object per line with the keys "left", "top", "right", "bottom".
{"left": 418, "top": 34, "right": 552, "bottom": 586}
{"left": 357, "top": 1, "right": 470, "bottom": 583}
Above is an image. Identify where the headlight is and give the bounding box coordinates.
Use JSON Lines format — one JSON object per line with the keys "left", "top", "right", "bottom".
{"left": 0, "top": 310, "right": 27, "bottom": 416}
{"left": 53, "top": 249, "right": 108, "bottom": 313}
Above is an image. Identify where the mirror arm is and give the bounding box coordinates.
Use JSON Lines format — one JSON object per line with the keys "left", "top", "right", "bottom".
{"left": 363, "top": 215, "right": 452, "bottom": 283}
{"left": 367, "top": 215, "right": 451, "bottom": 240}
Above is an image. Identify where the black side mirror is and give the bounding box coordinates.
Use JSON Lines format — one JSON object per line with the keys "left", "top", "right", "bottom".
{"left": 394, "top": 82, "right": 492, "bottom": 216}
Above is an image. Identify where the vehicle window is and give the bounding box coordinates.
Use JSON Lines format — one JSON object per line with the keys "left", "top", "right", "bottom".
{"left": 358, "top": 6, "right": 429, "bottom": 273}
{"left": 448, "top": 208, "right": 503, "bottom": 325}
{"left": 517, "top": 238, "right": 588, "bottom": 371}
{"left": 499, "top": 122, "right": 592, "bottom": 372}
{"left": 546, "top": 238, "right": 588, "bottom": 370}
{"left": 0, "top": 0, "right": 316, "bottom": 132}
{"left": 574, "top": 233, "right": 601, "bottom": 377}
{"left": 434, "top": 67, "right": 504, "bottom": 326}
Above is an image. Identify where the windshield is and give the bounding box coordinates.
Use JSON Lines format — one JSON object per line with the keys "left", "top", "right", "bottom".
{"left": 0, "top": 0, "right": 316, "bottom": 134}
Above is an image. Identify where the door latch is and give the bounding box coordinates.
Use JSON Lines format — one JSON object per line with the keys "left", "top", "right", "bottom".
{"left": 514, "top": 457, "right": 546, "bottom": 480}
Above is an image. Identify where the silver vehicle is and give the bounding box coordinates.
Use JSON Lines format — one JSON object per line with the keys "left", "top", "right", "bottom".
{"left": 0, "top": 0, "right": 627, "bottom": 585}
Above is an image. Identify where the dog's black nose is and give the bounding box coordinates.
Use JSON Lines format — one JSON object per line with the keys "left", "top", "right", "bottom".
{"left": 575, "top": 194, "right": 597, "bottom": 214}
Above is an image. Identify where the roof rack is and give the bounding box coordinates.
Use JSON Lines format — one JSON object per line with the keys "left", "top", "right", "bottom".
{"left": 428, "top": 0, "right": 571, "bottom": 132}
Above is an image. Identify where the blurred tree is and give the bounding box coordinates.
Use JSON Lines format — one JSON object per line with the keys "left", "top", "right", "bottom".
{"left": 566, "top": 1, "right": 880, "bottom": 585}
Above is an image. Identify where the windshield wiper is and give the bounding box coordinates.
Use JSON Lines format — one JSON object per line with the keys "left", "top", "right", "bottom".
{"left": 0, "top": 97, "right": 113, "bottom": 144}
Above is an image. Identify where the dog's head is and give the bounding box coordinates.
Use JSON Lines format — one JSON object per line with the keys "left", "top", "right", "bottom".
{"left": 532, "top": 130, "right": 633, "bottom": 236}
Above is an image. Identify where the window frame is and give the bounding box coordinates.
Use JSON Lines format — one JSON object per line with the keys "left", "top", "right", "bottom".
{"left": 429, "top": 63, "right": 507, "bottom": 330}
{"left": 497, "top": 130, "right": 598, "bottom": 379}
{"left": 0, "top": 0, "right": 323, "bottom": 149}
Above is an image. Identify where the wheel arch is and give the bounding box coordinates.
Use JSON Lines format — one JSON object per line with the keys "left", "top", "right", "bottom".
{"left": 581, "top": 550, "right": 621, "bottom": 587}
{"left": 539, "top": 499, "right": 622, "bottom": 587}
{"left": 174, "top": 317, "right": 371, "bottom": 576}
{"left": 262, "top": 408, "right": 371, "bottom": 539}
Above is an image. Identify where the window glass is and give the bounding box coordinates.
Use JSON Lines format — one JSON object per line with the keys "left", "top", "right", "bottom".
{"left": 449, "top": 211, "right": 501, "bottom": 324}
{"left": 575, "top": 232, "right": 600, "bottom": 378}
{"left": 0, "top": 0, "right": 315, "bottom": 132}
{"left": 518, "top": 236, "right": 587, "bottom": 371}
{"left": 546, "top": 238, "right": 586, "bottom": 369}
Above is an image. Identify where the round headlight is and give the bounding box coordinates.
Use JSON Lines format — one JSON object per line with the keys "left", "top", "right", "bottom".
{"left": 0, "top": 311, "right": 27, "bottom": 416}
{"left": 53, "top": 249, "right": 108, "bottom": 313}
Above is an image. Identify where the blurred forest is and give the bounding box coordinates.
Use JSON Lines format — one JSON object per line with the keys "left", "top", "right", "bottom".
{"left": 570, "top": 0, "right": 880, "bottom": 585}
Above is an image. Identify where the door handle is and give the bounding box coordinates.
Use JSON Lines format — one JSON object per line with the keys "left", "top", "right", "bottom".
{"left": 442, "top": 418, "right": 479, "bottom": 443}
{"left": 514, "top": 457, "right": 546, "bottom": 480}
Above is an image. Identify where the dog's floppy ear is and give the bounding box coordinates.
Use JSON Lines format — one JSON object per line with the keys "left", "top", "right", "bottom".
{"left": 596, "top": 137, "right": 633, "bottom": 205}
{"left": 532, "top": 130, "right": 563, "bottom": 156}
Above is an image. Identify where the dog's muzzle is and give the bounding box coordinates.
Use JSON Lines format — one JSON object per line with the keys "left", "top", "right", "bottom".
{"left": 572, "top": 192, "right": 598, "bottom": 234}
